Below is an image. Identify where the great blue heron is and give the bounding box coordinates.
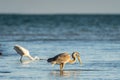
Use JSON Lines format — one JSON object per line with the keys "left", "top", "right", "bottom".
{"left": 47, "top": 52, "right": 82, "bottom": 70}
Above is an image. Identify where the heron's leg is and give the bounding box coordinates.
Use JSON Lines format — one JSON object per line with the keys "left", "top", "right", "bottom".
{"left": 52, "top": 64, "right": 55, "bottom": 67}
{"left": 60, "top": 63, "right": 65, "bottom": 70}
{"left": 60, "top": 64, "right": 62, "bottom": 70}
{"left": 62, "top": 63, "right": 65, "bottom": 70}
{"left": 51, "top": 61, "right": 56, "bottom": 67}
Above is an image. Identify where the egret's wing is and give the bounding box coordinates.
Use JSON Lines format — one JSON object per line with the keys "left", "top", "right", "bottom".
{"left": 14, "top": 45, "right": 29, "bottom": 56}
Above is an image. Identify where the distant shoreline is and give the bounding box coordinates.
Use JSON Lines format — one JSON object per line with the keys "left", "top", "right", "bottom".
{"left": 0, "top": 13, "right": 120, "bottom": 16}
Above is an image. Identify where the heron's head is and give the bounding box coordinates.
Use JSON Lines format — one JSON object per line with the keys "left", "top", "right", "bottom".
{"left": 72, "top": 52, "right": 82, "bottom": 64}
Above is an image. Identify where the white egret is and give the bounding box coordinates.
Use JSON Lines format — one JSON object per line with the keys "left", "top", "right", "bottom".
{"left": 14, "top": 45, "right": 39, "bottom": 61}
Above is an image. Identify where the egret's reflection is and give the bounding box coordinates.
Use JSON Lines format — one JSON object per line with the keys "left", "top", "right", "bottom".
{"left": 20, "top": 60, "right": 34, "bottom": 64}
{"left": 20, "top": 58, "right": 46, "bottom": 64}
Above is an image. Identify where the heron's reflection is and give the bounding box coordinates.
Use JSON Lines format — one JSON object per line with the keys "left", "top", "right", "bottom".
{"left": 60, "top": 70, "right": 71, "bottom": 76}
{"left": 50, "top": 69, "right": 81, "bottom": 77}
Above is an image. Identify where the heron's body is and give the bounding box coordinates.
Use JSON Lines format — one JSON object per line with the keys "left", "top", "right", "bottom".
{"left": 47, "top": 52, "right": 82, "bottom": 70}
{"left": 14, "top": 45, "right": 39, "bottom": 61}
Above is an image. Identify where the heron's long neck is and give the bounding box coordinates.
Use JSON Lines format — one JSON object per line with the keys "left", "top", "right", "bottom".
{"left": 69, "top": 55, "right": 77, "bottom": 64}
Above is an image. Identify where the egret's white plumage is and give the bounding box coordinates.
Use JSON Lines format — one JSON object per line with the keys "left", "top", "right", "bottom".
{"left": 47, "top": 52, "right": 82, "bottom": 70}
{"left": 14, "top": 45, "right": 39, "bottom": 61}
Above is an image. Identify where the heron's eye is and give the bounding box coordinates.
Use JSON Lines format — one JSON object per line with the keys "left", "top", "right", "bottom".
{"left": 76, "top": 53, "right": 79, "bottom": 56}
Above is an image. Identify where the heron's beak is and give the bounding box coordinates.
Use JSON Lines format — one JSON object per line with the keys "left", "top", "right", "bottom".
{"left": 77, "top": 55, "right": 82, "bottom": 64}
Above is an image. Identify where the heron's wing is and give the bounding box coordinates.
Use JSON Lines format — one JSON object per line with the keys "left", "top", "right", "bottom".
{"left": 55, "top": 53, "right": 71, "bottom": 63}
{"left": 47, "top": 53, "right": 70, "bottom": 63}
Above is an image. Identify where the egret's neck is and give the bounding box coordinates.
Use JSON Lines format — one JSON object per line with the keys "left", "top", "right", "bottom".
{"left": 27, "top": 55, "right": 35, "bottom": 60}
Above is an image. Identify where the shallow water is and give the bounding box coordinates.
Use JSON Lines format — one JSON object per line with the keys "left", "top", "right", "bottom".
{"left": 0, "top": 14, "right": 120, "bottom": 80}
{"left": 0, "top": 40, "right": 120, "bottom": 80}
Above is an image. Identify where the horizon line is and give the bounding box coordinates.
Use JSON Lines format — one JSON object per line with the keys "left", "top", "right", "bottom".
{"left": 0, "top": 13, "right": 120, "bottom": 15}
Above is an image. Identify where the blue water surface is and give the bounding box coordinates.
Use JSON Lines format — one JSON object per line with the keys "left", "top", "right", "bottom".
{"left": 0, "top": 14, "right": 120, "bottom": 80}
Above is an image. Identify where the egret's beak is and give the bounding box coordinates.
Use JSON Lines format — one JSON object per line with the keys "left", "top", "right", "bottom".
{"left": 77, "top": 55, "right": 82, "bottom": 64}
